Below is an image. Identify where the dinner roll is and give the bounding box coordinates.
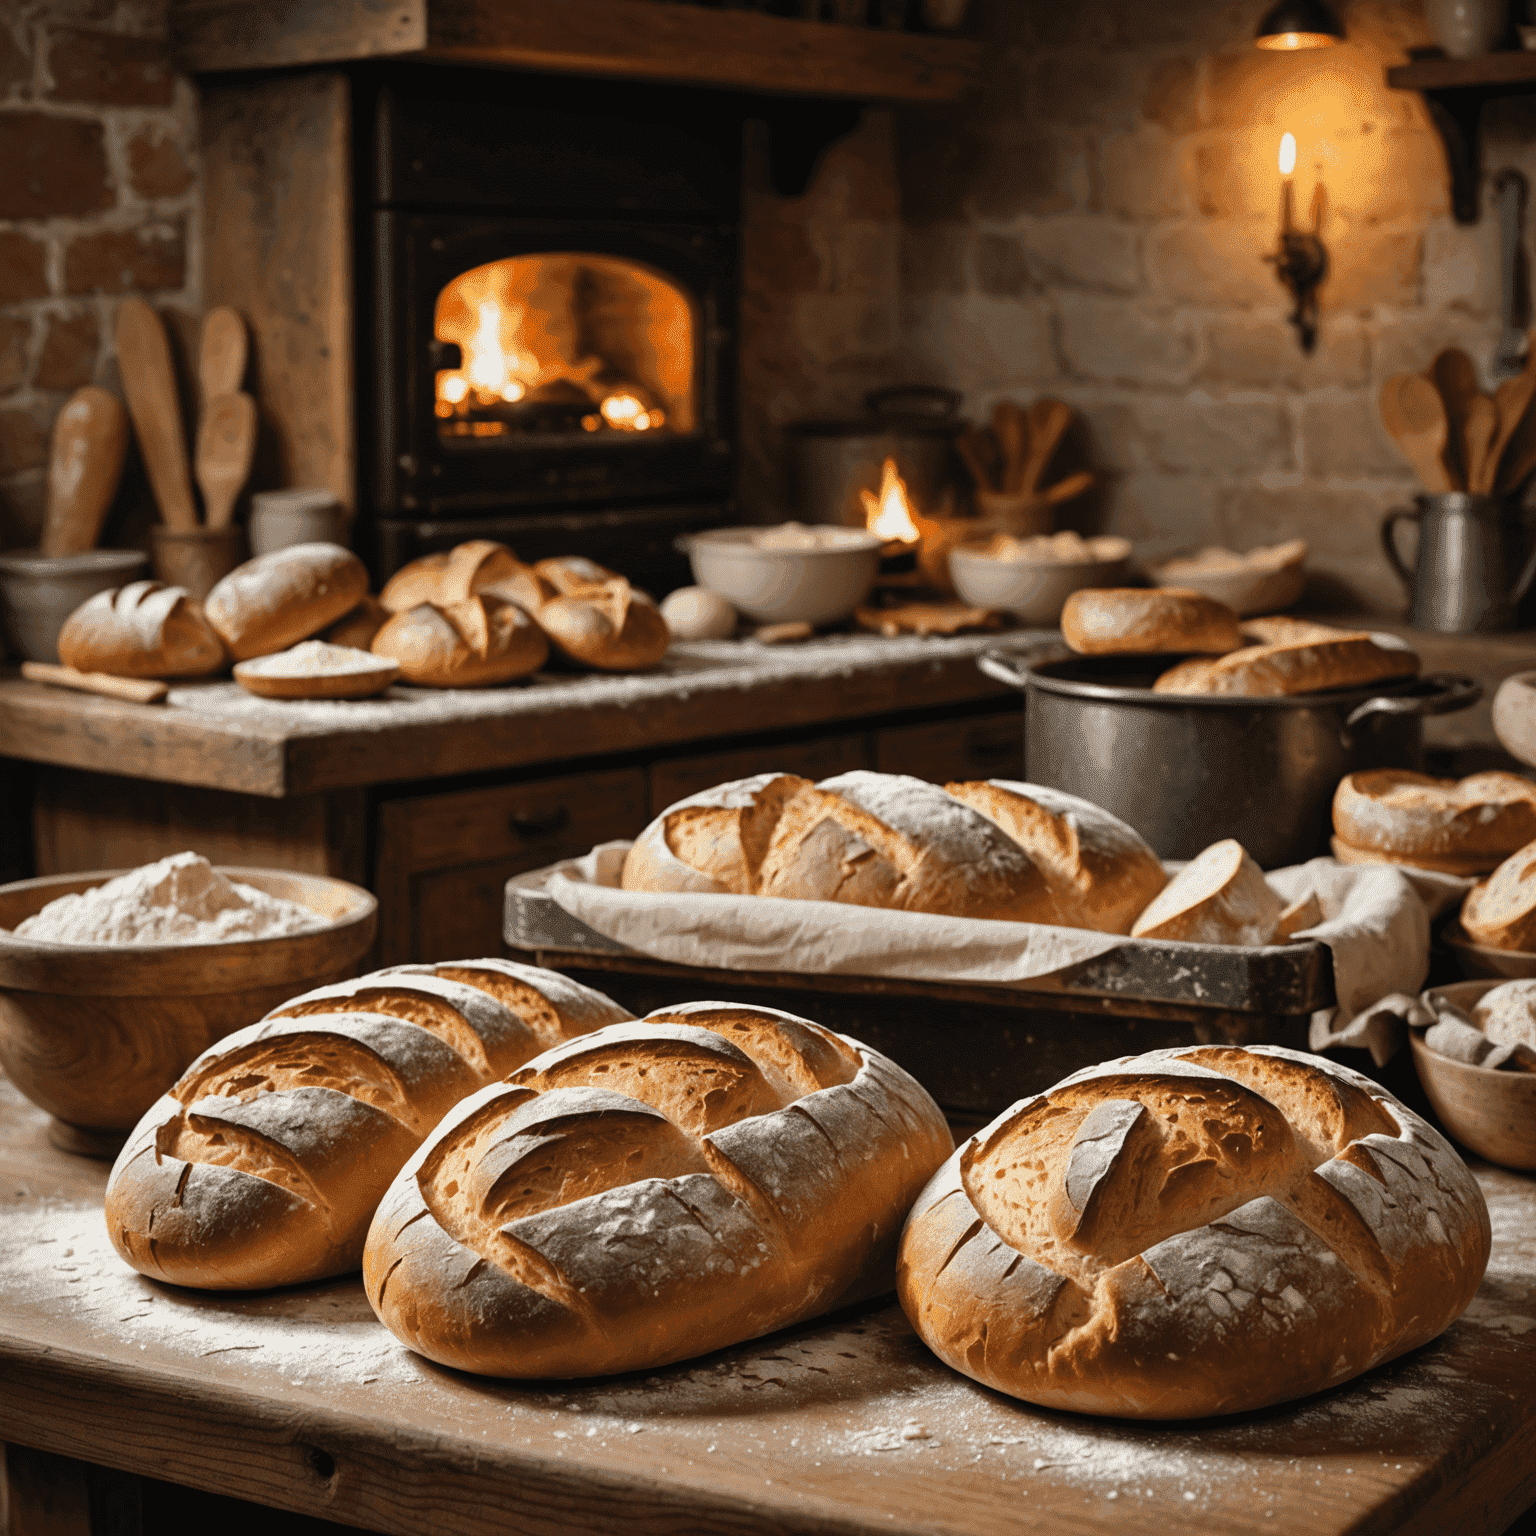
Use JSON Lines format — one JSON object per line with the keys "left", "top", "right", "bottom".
{"left": 371, "top": 593, "right": 548, "bottom": 686}
{"left": 1130, "top": 838, "right": 1282, "bottom": 945}
{"left": 1061, "top": 588, "right": 1243, "bottom": 656}
{"left": 57, "top": 580, "right": 225, "bottom": 678}
{"left": 538, "top": 578, "right": 670, "bottom": 671}
{"left": 380, "top": 540, "right": 524, "bottom": 613}
{"left": 205, "top": 543, "right": 369, "bottom": 661}
{"left": 1461, "top": 839, "right": 1536, "bottom": 952}
{"left": 898, "top": 1044, "right": 1489, "bottom": 1418}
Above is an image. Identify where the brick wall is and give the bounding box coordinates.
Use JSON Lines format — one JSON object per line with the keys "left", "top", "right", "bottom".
{"left": 0, "top": 0, "right": 197, "bottom": 549}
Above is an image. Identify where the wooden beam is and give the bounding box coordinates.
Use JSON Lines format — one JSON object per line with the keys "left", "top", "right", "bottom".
{"left": 1387, "top": 53, "right": 1536, "bottom": 91}
{"left": 171, "top": 0, "right": 427, "bottom": 73}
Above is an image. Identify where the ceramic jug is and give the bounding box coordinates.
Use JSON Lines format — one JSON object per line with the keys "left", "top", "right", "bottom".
{"left": 1382, "top": 492, "right": 1536, "bottom": 632}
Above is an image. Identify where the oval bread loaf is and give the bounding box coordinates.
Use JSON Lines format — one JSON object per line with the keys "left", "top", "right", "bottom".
{"left": 1333, "top": 769, "right": 1536, "bottom": 876}
{"left": 1461, "top": 839, "right": 1536, "bottom": 952}
{"left": 104, "top": 961, "right": 633, "bottom": 1289}
{"left": 538, "top": 578, "right": 670, "bottom": 671}
{"left": 57, "top": 580, "right": 225, "bottom": 678}
{"left": 371, "top": 593, "right": 548, "bottom": 686}
{"left": 898, "top": 1044, "right": 1490, "bottom": 1418}
{"left": 362, "top": 1002, "right": 953, "bottom": 1377}
{"left": 1061, "top": 588, "right": 1244, "bottom": 656}
{"left": 380, "top": 540, "right": 524, "bottom": 613}
{"left": 205, "top": 542, "right": 369, "bottom": 660}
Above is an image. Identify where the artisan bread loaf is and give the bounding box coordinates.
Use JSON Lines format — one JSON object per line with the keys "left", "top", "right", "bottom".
{"left": 371, "top": 593, "right": 548, "bottom": 686}
{"left": 380, "top": 540, "right": 524, "bottom": 613}
{"left": 362, "top": 1002, "right": 953, "bottom": 1377}
{"left": 943, "top": 780, "right": 1167, "bottom": 933}
{"left": 538, "top": 578, "right": 671, "bottom": 671}
{"left": 1472, "top": 980, "right": 1536, "bottom": 1051}
{"left": 104, "top": 961, "right": 633, "bottom": 1289}
{"left": 1332, "top": 769, "right": 1536, "bottom": 876}
{"left": 1153, "top": 631, "right": 1419, "bottom": 698}
{"left": 535, "top": 555, "right": 620, "bottom": 594}
{"left": 1461, "top": 839, "right": 1536, "bottom": 952}
{"left": 57, "top": 580, "right": 225, "bottom": 678}
{"left": 898, "top": 1044, "right": 1490, "bottom": 1418}
{"left": 1060, "top": 588, "right": 1244, "bottom": 656}
{"left": 205, "top": 542, "right": 369, "bottom": 660}
{"left": 1130, "top": 838, "right": 1282, "bottom": 945}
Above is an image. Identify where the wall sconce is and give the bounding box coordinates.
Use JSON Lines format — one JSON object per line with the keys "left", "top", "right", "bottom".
{"left": 1268, "top": 132, "right": 1328, "bottom": 353}
{"left": 1254, "top": 0, "right": 1344, "bottom": 50}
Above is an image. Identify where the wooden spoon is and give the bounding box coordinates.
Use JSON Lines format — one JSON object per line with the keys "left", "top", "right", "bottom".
{"left": 1040, "top": 469, "right": 1095, "bottom": 507}
{"left": 115, "top": 297, "right": 198, "bottom": 531}
{"left": 199, "top": 306, "right": 247, "bottom": 404}
{"left": 1020, "top": 398, "right": 1072, "bottom": 494}
{"left": 993, "top": 401, "right": 1027, "bottom": 494}
{"left": 41, "top": 386, "right": 128, "bottom": 556}
{"left": 1490, "top": 347, "right": 1536, "bottom": 493}
{"left": 1463, "top": 393, "right": 1499, "bottom": 495}
{"left": 1380, "top": 373, "right": 1453, "bottom": 492}
{"left": 195, "top": 392, "right": 257, "bottom": 529}
{"left": 1430, "top": 348, "right": 1479, "bottom": 489}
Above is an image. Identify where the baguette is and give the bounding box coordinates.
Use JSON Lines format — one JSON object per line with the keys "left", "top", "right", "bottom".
{"left": 381, "top": 540, "right": 524, "bottom": 613}
{"left": 1153, "top": 632, "right": 1418, "bottom": 697}
{"left": 898, "top": 1044, "right": 1490, "bottom": 1418}
{"left": 205, "top": 542, "right": 369, "bottom": 661}
{"left": 104, "top": 962, "right": 634, "bottom": 1289}
{"left": 362, "top": 1002, "right": 953, "bottom": 1377}
{"left": 371, "top": 593, "right": 548, "bottom": 686}
{"left": 1061, "top": 588, "right": 1244, "bottom": 656}
{"left": 57, "top": 580, "right": 225, "bottom": 678}
{"left": 1333, "top": 769, "right": 1536, "bottom": 876}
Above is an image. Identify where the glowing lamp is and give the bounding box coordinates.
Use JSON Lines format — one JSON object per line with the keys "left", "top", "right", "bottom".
{"left": 1267, "top": 133, "right": 1328, "bottom": 354}
{"left": 1254, "top": 0, "right": 1344, "bottom": 49}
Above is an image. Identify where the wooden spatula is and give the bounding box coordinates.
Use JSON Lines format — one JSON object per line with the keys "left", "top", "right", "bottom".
{"left": 195, "top": 392, "right": 257, "bottom": 529}
{"left": 115, "top": 297, "right": 198, "bottom": 531}
{"left": 1020, "top": 398, "right": 1072, "bottom": 494}
{"left": 993, "top": 401, "right": 1027, "bottom": 493}
{"left": 1381, "top": 373, "right": 1453, "bottom": 492}
{"left": 1040, "top": 469, "right": 1095, "bottom": 506}
{"left": 1430, "top": 348, "right": 1479, "bottom": 489}
{"left": 1490, "top": 344, "right": 1536, "bottom": 493}
{"left": 199, "top": 306, "right": 247, "bottom": 404}
{"left": 1463, "top": 393, "right": 1500, "bottom": 495}
{"left": 41, "top": 386, "right": 128, "bottom": 556}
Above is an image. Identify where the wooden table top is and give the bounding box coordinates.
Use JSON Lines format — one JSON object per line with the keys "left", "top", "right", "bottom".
{"left": 2, "top": 1075, "right": 1533, "bottom": 1536}
{"left": 0, "top": 632, "right": 1025, "bottom": 799}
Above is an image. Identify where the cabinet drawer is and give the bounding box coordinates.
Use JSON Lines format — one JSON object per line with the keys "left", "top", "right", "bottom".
{"left": 414, "top": 858, "right": 531, "bottom": 964}
{"left": 874, "top": 711, "right": 1020, "bottom": 784}
{"left": 650, "top": 734, "right": 866, "bottom": 807}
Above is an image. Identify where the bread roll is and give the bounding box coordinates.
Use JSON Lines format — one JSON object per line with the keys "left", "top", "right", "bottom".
{"left": 371, "top": 593, "right": 548, "bottom": 686}
{"left": 538, "top": 578, "right": 670, "bottom": 671}
{"left": 535, "top": 555, "right": 620, "bottom": 595}
{"left": 205, "top": 542, "right": 369, "bottom": 661}
{"left": 1472, "top": 979, "right": 1536, "bottom": 1051}
{"left": 362, "top": 1002, "right": 953, "bottom": 1377}
{"left": 1061, "top": 588, "right": 1244, "bottom": 656}
{"left": 320, "top": 595, "right": 390, "bottom": 651}
{"left": 1461, "top": 839, "right": 1536, "bottom": 952}
{"left": 943, "top": 779, "right": 1167, "bottom": 934}
{"left": 1130, "top": 838, "right": 1282, "bottom": 945}
{"left": 103, "top": 962, "right": 634, "bottom": 1289}
{"left": 57, "top": 580, "right": 225, "bottom": 678}
{"left": 1153, "top": 632, "right": 1418, "bottom": 698}
{"left": 898, "top": 1044, "right": 1489, "bottom": 1418}
{"left": 660, "top": 585, "right": 737, "bottom": 640}
{"left": 1332, "top": 769, "right": 1536, "bottom": 876}
{"left": 380, "top": 540, "right": 524, "bottom": 614}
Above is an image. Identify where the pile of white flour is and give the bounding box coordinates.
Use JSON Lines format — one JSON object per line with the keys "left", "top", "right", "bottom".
{"left": 240, "top": 640, "right": 394, "bottom": 678}
{"left": 13, "top": 851, "right": 324, "bottom": 946}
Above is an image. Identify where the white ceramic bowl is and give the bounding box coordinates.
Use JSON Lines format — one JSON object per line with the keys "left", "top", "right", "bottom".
{"left": 948, "top": 541, "right": 1131, "bottom": 624}
{"left": 689, "top": 526, "right": 882, "bottom": 626}
{"left": 1146, "top": 544, "right": 1307, "bottom": 617}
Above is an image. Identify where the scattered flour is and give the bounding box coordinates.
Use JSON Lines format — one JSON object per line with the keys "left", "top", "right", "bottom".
{"left": 238, "top": 640, "right": 394, "bottom": 678}
{"left": 13, "top": 851, "right": 324, "bottom": 945}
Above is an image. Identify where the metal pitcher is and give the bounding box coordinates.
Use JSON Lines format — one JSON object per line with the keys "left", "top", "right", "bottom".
{"left": 1381, "top": 492, "right": 1536, "bottom": 633}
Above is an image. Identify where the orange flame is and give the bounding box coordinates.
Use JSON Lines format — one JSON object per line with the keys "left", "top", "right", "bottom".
{"left": 860, "top": 457, "right": 921, "bottom": 543}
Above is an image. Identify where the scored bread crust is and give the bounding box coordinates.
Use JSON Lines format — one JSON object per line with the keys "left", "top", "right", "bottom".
{"left": 897, "top": 1044, "right": 1490, "bottom": 1419}
{"left": 380, "top": 540, "right": 525, "bottom": 614}
{"left": 1333, "top": 770, "right": 1536, "bottom": 872}
{"left": 1130, "top": 838, "right": 1281, "bottom": 944}
{"left": 362, "top": 1002, "right": 953, "bottom": 1377}
{"left": 57, "top": 580, "right": 226, "bottom": 678}
{"left": 538, "top": 578, "right": 670, "bottom": 671}
{"left": 1153, "top": 633, "right": 1419, "bottom": 697}
{"left": 1329, "top": 836, "right": 1497, "bottom": 878}
{"left": 371, "top": 593, "right": 549, "bottom": 686}
{"left": 1061, "top": 588, "right": 1244, "bottom": 656}
{"left": 535, "top": 556, "right": 621, "bottom": 595}
{"left": 1461, "top": 839, "right": 1536, "bottom": 952}
{"left": 204, "top": 543, "right": 370, "bottom": 661}
{"left": 104, "top": 962, "right": 633, "bottom": 1289}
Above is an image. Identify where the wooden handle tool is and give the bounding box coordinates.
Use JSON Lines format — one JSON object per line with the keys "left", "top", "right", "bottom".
{"left": 195, "top": 391, "right": 257, "bottom": 529}
{"left": 1463, "top": 393, "right": 1499, "bottom": 495}
{"left": 1039, "top": 469, "right": 1095, "bottom": 506}
{"left": 956, "top": 426, "right": 998, "bottom": 492}
{"left": 21, "top": 662, "right": 169, "bottom": 704}
{"left": 1429, "top": 348, "right": 1479, "bottom": 489}
{"left": 1490, "top": 343, "right": 1536, "bottom": 493}
{"left": 115, "top": 297, "right": 198, "bottom": 531}
{"left": 41, "top": 386, "right": 128, "bottom": 556}
{"left": 1381, "top": 373, "right": 1454, "bottom": 492}
{"left": 993, "top": 401, "right": 1027, "bottom": 494}
{"left": 1020, "top": 397, "right": 1072, "bottom": 494}
{"left": 199, "top": 306, "right": 247, "bottom": 403}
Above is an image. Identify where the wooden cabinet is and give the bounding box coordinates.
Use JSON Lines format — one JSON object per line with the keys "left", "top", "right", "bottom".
{"left": 649, "top": 733, "right": 866, "bottom": 806}
{"left": 875, "top": 709, "right": 1020, "bottom": 783}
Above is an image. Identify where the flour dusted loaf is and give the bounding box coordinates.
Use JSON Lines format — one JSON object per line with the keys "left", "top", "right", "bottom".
{"left": 1332, "top": 769, "right": 1536, "bottom": 876}
{"left": 1461, "top": 839, "right": 1536, "bottom": 952}
{"left": 1154, "top": 625, "right": 1418, "bottom": 698}
{"left": 205, "top": 542, "right": 369, "bottom": 660}
{"left": 371, "top": 593, "right": 548, "bottom": 686}
{"left": 104, "top": 960, "right": 633, "bottom": 1289}
{"left": 362, "top": 1002, "right": 953, "bottom": 1377}
{"left": 1061, "top": 588, "right": 1244, "bottom": 656}
{"left": 535, "top": 555, "right": 621, "bottom": 594}
{"left": 898, "top": 1044, "right": 1489, "bottom": 1418}
{"left": 57, "top": 580, "right": 225, "bottom": 678}
{"left": 380, "top": 540, "right": 525, "bottom": 613}
{"left": 538, "top": 577, "right": 670, "bottom": 671}
{"left": 1130, "top": 838, "right": 1282, "bottom": 945}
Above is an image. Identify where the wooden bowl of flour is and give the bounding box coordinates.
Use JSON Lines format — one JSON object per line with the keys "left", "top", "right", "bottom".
{"left": 0, "top": 867, "right": 375, "bottom": 1155}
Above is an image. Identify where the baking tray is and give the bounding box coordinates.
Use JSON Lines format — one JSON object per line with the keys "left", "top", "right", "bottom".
{"left": 504, "top": 873, "right": 1335, "bottom": 1123}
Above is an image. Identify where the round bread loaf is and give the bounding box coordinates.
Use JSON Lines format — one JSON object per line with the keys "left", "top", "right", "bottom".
{"left": 362, "top": 1001, "right": 953, "bottom": 1377}
{"left": 1130, "top": 838, "right": 1281, "bottom": 945}
{"left": 1472, "top": 979, "right": 1536, "bottom": 1050}
{"left": 380, "top": 540, "right": 524, "bottom": 613}
{"left": 1333, "top": 769, "right": 1536, "bottom": 876}
{"left": 1461, "top": 840, "right": 1536, "bottom": 952}
{"left": 371, "top": 593, "right": 548, "bottom": 686}
{"left": 319, "top": 594, "right": 391, "bottom": 651}
{"left": 898, "top": 1043, "right": 1490, "bottom": 1419}
{"left": 205, "top": 542, "right": 369, "bottom": 661}
{"left": 57, "top": 580, "right": 225, "bottom": 678}
{"left": 1061, "top": 588, "right": 1243, "bottom": 656}
{"left": 536, "top": 555, "right": 620, "bottom": 595}
{"left": 538, "top": 578, "right": 670, "bottom": 671}
{"left": 104, "top": 962, "right": 634, "bottom": 1289}
{"left": 660, "top": 585, "right": 737, "bottom": 640}
{"left": 1153, "top": 631, "right": 1419, "bottom": 698}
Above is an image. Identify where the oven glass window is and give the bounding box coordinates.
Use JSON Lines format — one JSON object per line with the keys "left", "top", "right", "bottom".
{"left": 434, "top": 254, "right": 697, "bottom": 443}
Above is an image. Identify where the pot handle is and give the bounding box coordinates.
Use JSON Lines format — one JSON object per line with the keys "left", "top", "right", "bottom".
{"left": 1380, "top": 506, "right": 1420, "bottom": 593}
{"left": 978, "top": 643, "right": 1068, "bottom": 691}
{"left": 865, "top": 384, "right": 964, "bottom": 421}
{"left": 1343, "top": 672, "right": 1482, "bottom": 738}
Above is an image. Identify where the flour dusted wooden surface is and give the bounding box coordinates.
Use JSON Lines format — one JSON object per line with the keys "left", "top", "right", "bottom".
{"left": 1, "top": 1073, "right": 1533, "bottom": 1535}
{"left": 0, "top": 633, "right": 1026, "bottom": 798}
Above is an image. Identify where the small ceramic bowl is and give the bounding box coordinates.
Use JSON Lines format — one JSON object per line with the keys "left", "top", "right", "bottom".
{"left": 0, "top": 548, "right": 148, "bottom": 662}
{"left": 1145, "top": 541, "right": 1307, "bottom": 617}
{"left": 1412, "top": 980, "right": 1536, "bottom": 1170}
{"left": 948, "top": 539, "right": 1131, "bottom": 624}
{"left": 689, "top": 525, "right": 882, "bottom": 626}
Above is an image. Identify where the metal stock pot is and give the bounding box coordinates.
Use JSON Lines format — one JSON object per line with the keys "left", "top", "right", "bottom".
{"left": 979, "top": 648, "right": 1482, "bottom": 867}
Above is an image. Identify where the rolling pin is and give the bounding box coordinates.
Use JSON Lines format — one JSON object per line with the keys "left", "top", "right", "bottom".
{"left": 20, "top": 662, "right": 169, "bottom": 704}
{"left": 115, "top": 297, "right": 199, "bottom": 531}
{"left": 41, "top": 387, "right": 129, "bottom": 556}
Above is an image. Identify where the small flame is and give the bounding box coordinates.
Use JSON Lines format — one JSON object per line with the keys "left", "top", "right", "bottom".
{"left": 1279, "top": 132, "right": 1296, "bottom": 176}
{"left": 599, "top": 392, "right": 664, "bottom": 432}
{"left": 860, "top": 457, "right": 921, "bottom": 544}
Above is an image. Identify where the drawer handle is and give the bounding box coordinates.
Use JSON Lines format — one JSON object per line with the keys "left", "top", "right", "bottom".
{"left": 508, "top": 806, "right": 570, "bottom": 839}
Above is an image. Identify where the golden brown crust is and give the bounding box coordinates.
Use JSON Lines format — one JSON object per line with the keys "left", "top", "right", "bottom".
{"left": 1061, "top": 588, "right": 1244, "bottom": 656}
{"left": 535, "top": 555, "right": 621, "bottom": 595}
{"left": 319, "top": 595, "right": 391, "bottom": 651}
{"left": 1153, "top": 634, "right": 1419, "bottom": 698}
{"left": 371, "top": 593, "right": 548, "bottom": 686}
{"left": 1334, "top": 770, "right": 1536, "bottom": 870}
{"left": 1130, "top": 839, "right": 1281, "bottom": 945}
{"left": 538, "top": 579, "right": 670, "bottom": 671}
{"left": 205, "top": 543, "right": 369, "bottom": 661}
{"left": 380, "top": 541, "right": 525, "bottom": 613}
{"left": 1462, "top": 839, "right": 1536, "bottom": 952}
{"left": 1330, "top": 836, "right": 1498, "bottom": 878}
{"left": 57, "top": 580, "right": 226, "bottom": 678}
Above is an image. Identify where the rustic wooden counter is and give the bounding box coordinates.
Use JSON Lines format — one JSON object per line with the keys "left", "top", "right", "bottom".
{"left": 2, "top": 1074, "right": 1533, "bottom": 1536}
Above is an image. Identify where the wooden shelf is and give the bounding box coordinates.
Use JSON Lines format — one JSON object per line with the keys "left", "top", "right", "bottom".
{"left": 170, "top": 0, "right": 981, "bottom": 101}
{"left": 1387, "top": 52, "right": 1536, "bottom": 91}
